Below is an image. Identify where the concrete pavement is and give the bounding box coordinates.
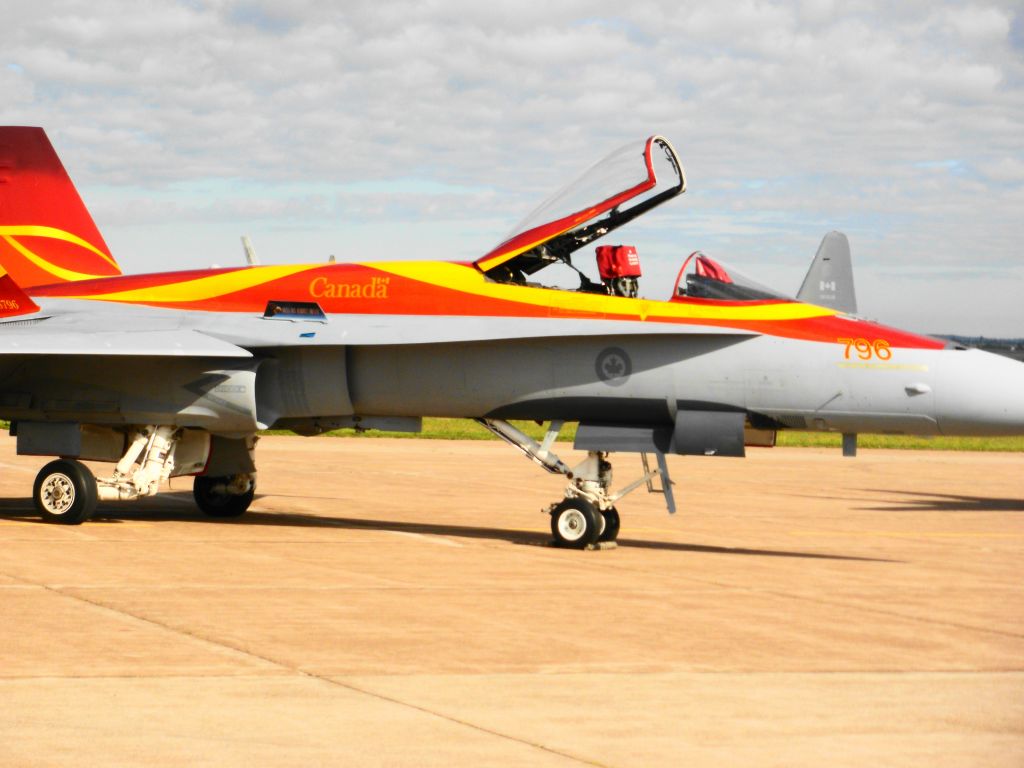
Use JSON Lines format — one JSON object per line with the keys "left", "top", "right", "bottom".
{"left": 0, "top": 435, "right": 1021, "bottom": 766}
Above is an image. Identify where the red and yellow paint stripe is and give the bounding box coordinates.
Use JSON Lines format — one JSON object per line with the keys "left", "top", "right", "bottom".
{"left": 27, "top": 259, "right": 945, "bottom": 349}
{"left": 0, "top": 225, "right": 121, "bottom": 287}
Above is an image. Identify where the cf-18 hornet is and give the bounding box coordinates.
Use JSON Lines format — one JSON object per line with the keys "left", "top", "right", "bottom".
{"left": 0, "top": 128, "right": 1021, "bottom": 547}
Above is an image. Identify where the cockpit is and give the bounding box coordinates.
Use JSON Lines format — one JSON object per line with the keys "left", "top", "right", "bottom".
{"left": 670, "top": 251, "right": 787, "bottom": 303}
{"left": 474, "top": 135, "right": 790, "bottom": 305}
{"left": 474, "top": 136, "right": 685, "bottom": 289}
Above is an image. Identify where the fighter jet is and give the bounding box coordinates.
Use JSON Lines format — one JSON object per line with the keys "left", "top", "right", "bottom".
{"left": 0, "top": 128, "right": 1021, "bottom": 547}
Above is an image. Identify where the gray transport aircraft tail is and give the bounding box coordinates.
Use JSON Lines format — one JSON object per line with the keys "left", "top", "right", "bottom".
{"left": 797, "top": 231, "right": 857, "bottom": 314}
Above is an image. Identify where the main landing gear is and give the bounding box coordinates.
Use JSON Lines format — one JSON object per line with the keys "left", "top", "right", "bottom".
{"left": 476, "top": 419, "right": 674, "bottom": 549}
{"left": 193, "top": 474, "right": 256, "bottom": 518}
{"left": 31, "top": 425, "right": 256, "bottom": 524}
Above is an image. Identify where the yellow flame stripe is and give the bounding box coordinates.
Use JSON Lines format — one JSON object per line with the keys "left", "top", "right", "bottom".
{"left": 41, "top": 257, "right": 837, "bottom": 323}
{"left": 73, "top": 264, "right": 317, "bottom": 303}
{"left": 0, "top": 226, "right": 120, "bottom": 270}
{"left": 367, "top": 261, "right": 837, "bottom": 322}
{"left": 2, "top": 236, "right": 109, "bottom": 281}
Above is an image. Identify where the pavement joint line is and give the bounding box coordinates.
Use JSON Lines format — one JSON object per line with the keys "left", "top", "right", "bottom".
{"left": 18, "top": 528, "right": 421, "bottom": 590}
{"left": 0, "top": 537, "right": 482, "bottom": 545}
{"left": 0, "top": 570, "right": 279, "bottom": 670}
{"left": 0, "top": 672, "right": 295, "bottom": 681}
{"left": 31, "top": 585, "right": 696, "bottom": 593}
{"left": 3, "top": 668, "right": 1024, "bottom": 682}
{"left": 789, "top": 530, "right": 1024, "bottom": 539}
{"left": 0, "top": 569, "right": 607, "bottom": 767}
{"left": 193, "top": 539, "right": 418, "bottom": 590}
{"left": 550, "top": 554, "right": 1024, "bottom": 642}
{"left": 318, "top": 676, "right": 611, "bottom": 768}
{"left": 718, "top": 580, "right": 1024, "bottom": 641}
{"left": 741, "top": 586, "right": 1024, "bottom": 641}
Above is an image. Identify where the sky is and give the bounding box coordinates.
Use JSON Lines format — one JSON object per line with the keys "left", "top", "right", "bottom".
{"left": 4, "top": 0, "right": 1023, "bottom": 335}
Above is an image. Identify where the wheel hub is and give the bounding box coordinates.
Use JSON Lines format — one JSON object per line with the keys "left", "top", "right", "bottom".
{"left": 40, "top": 473, "right": 74, "bottom": 515}
{"left": 557, "top": 509, "right": 587, "bottom": 541}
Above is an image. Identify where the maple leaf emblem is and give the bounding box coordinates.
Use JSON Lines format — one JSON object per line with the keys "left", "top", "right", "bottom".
{"left": 603, "top": 356, "right": 625, "bottom": 376}
{"left": 595, "top": 347, "right": 631, "bottom": 385}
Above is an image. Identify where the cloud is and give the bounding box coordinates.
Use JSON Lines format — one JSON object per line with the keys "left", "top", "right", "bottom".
{"left": 2, "top": 0, "right": 1023, "bottom": 333}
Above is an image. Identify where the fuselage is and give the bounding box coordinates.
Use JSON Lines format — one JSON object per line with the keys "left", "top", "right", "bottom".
{"left": 13, "top": 259, "right": 1024, "bottom": 439}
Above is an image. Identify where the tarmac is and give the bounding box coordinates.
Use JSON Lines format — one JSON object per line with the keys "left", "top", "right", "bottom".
{"left": 0, "top": 434, "right": 1021, "bottom": 767}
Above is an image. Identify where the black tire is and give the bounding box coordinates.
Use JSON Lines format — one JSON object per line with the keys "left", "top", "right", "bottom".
{"left": 193, "top": 475, "right": 254, "bottom": 518}
{"left": 598, "top": 507, "right": 621, "bottom": 542}
{"left": 550, "top": 498, "right": 601, "bottom": 549}
{"left": 33, "top": 459, "right": 98, "bottom": 525}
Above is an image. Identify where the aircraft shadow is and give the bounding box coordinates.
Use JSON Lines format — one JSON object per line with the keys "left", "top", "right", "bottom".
{"left": 857, "top": 490, "right": 1024, "bottom": 513}
{"left": 612, "top": 538, "right": 892, "bottom": 561}
{"left": 0, "top": 493, "right": 892, "bottom": 562}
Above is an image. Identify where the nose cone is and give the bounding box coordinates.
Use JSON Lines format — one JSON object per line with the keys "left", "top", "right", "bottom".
{"left": 935, "top": 349, "right": 1024, "bottom": 436}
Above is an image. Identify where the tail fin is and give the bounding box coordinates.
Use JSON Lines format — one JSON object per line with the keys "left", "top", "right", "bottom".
{"left": 0, "top": 127, "right": 120, "bottom": 288}
{"left": 796, "top": 231, "right": 857, "bottom": 314}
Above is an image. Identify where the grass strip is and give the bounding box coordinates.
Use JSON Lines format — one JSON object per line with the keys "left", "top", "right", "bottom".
{"left": 264, "top": 418, "right": 1024, "bottom": 452}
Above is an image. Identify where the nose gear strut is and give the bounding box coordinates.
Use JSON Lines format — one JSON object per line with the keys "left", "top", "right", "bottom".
{"left": 474, "top": 418, "right": 675, "bottom": 549}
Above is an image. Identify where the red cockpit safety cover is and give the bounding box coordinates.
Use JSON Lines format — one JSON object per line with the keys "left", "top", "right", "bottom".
{"left": 596, "top": 245, "right": 641, "bottom": 279}
{"left": 695, "top": 255, "right": 732, "bottom": 283}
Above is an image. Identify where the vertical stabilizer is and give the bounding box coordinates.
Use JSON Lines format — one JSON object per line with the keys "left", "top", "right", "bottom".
{"left": 0, "top": 127, "right": 120, "bottom": 288}
{"left": 797, "top": 231, "right": 857, "bottom": 314}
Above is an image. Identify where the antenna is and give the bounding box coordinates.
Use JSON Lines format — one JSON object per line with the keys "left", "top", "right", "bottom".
{"left": 241, "top": 235, "right": 260, "bottom": 266}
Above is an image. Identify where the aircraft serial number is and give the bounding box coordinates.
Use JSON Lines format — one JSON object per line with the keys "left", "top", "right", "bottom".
{"left": 838, "top": 337, "right": 892, "bottom": 361}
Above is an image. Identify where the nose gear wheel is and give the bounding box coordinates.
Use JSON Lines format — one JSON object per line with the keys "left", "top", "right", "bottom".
{"left": 550, "top": 498, "right": 601, "bottom": 548}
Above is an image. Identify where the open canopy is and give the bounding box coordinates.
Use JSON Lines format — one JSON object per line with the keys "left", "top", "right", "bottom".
{"left": 475, "top": 136, "right": 685, "bottom": 282}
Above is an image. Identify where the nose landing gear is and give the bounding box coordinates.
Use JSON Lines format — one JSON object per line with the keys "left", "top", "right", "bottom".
{"left": 475, "top": 419, "right": 675, "bottom": 549}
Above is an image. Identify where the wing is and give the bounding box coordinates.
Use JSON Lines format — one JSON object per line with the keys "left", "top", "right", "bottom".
{"left": 0, "top": 327, "right": 251, "bottom": 357}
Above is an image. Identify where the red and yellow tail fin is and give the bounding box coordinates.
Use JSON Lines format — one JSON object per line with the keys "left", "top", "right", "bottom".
{"left": 0, "top": 127, "right": 120, "bottom": 288}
